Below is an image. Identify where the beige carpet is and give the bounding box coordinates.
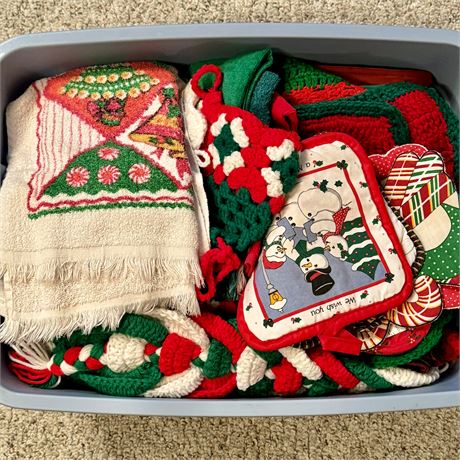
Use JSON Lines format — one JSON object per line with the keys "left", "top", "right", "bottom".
{"left": 0, "top": 1, "right": 458, "bottom": 459}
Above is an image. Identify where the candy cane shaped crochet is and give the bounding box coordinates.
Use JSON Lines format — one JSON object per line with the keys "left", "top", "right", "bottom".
{"left": 386, "top": 275, "right": 442, "bottom": 327}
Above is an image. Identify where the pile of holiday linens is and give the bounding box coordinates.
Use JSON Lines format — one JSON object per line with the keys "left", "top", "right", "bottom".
{"left": 0, "top": 50, "right": 458, "bottom": 398}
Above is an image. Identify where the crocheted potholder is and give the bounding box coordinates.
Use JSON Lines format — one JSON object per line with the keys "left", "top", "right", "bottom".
{"left": 238, "top": 133, "right": 413, "bottom": 354}
{"left": 183, "top": 64, "right": 301, "bottom": 301}
{"left": 187, "top": 64, "right": 301, "bottom": 251}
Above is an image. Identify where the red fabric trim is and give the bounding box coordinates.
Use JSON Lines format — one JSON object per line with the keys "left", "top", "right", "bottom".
{"left": 237, "top": 132, "right": 413, "bottom": 352}
{"left": 319, "top": 329, "right": 363, "bottom": 356}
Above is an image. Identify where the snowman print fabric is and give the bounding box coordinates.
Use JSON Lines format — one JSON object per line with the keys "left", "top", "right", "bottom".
{"left": 238, "top": 133, "right": 413, "bottom": 352}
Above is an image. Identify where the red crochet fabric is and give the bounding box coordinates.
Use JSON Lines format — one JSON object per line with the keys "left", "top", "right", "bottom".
{"left": 280, "top": 57, "right": 459, "bottom": 180}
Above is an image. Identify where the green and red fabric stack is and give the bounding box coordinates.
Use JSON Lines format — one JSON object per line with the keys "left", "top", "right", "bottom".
{"left": 280, "top": 56, "right": 459, "bottom": 180}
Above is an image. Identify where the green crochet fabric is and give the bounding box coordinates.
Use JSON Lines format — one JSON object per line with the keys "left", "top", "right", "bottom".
{"left": 280, "top": 56, "right": 346, "bottom": 93}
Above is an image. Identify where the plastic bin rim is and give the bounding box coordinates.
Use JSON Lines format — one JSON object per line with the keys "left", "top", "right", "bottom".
{"left": 0, "top": 23, "right": 458, "bottom": 56}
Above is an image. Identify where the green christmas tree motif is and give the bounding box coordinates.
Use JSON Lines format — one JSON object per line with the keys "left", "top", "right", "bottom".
{"left": 340, "top": 217, "right": 381, "bottom": 279}
{"left": 360, "top": 290, "right": 369, "bottom": 299}
{"left": 61, "top": 64, "right": 157, "bottom": 126}
{"left": 313, "top": 160, "right": 324, "bottom": 167}
{"left": 360, "top": 182, "right": 368, "bottom": 188}
{"left": 337, "top": 160, "right": 348, "bottom": 169}
{"left": 246, "top": 303, "right": 253, "bottom": 311}
{"left": 43, "top": 141, "right": 178, "bottom": 198}
{"left": 372, "top": 216, "right": 380, "bottom": 225}
{"left": 335, "top": 180, "right": 343, "bottom": 187}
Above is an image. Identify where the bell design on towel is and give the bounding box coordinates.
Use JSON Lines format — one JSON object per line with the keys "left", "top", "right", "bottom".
{"left": 129, "top": 88, "right": 187, "bottom": 159}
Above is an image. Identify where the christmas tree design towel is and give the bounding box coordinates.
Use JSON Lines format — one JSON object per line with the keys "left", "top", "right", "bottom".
{"left": 238, "top": 133, "right": 413, "bottom": 353}
{"left": 0, "top": 62, "right": 201, "bottom": 343}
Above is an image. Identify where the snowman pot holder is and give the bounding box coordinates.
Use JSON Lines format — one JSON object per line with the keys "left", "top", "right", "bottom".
{"left": 238, "top": 133, "right": 414, "bottom": 353}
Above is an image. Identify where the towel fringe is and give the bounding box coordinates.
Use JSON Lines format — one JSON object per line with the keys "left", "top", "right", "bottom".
{"left": 0, "top": 257, "right": 203, "bottom": 286}
{"left": 0, "top": 293, "right": 200, "bottom": 344}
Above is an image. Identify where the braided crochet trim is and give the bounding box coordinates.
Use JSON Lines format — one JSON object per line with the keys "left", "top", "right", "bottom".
{"left": 8, "top": 309, "right": 456, "bottom": 398}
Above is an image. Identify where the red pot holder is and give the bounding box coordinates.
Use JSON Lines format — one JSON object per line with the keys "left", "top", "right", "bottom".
{"left": 237, "top": 133, "right": 413, "bottom": 354}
